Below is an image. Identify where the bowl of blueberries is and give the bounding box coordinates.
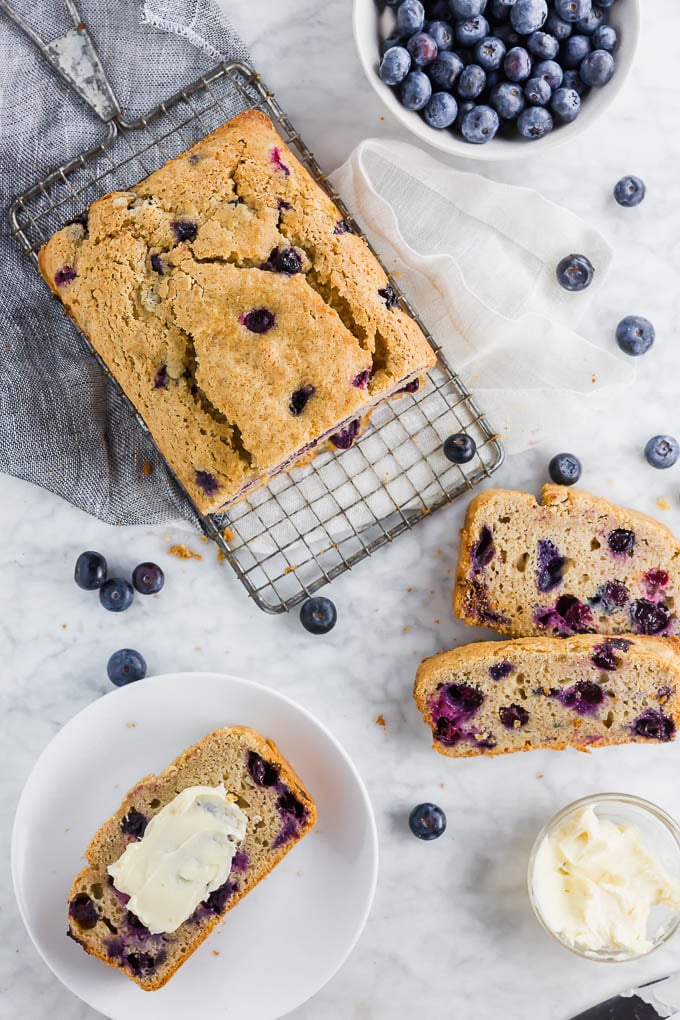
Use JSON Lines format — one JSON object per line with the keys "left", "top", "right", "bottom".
{"left": 353, "top": 0, "right": 640, "bottom": 158}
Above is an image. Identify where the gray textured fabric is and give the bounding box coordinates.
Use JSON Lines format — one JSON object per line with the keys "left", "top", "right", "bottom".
{"left": 0, "top": 0, "right": 249, "bottom": 524}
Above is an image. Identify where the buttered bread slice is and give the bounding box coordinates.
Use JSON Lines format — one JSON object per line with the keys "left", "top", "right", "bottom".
{"left": 414, "top": 635, "right": 680, "bottom": 758}
{"left": 455, "top": 485, "right": 680, "bottom": 638}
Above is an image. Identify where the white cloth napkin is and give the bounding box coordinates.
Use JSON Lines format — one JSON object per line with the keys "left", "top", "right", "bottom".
{"left": 329, "top": 138, "right": 633, "bottom": 454}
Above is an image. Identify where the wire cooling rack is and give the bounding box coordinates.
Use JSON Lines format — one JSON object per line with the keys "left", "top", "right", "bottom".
{"left": 9, "top": 53, "right": 504, "bottom": 613}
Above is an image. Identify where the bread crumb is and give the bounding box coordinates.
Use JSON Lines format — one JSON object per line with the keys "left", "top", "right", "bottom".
{"left": 434, "top": 619, "right": 440, "bottom": 625}
{"left": 283, "top": 564, "right": 297, "bottom": 575}
{"left": 168, "top": 544, "right": 202, "bottom": 561}
{"left": 439, "top": 783, "right": 444, "bottom": 789}
{"left": 537, "top": 772, "right": 544, "bottom": 779}
{"left": 375, "top": 714, "right": 386, "bottom": 728}
{"left": 216, "top": 548, "right": 226, "bottom": 563}
{"left": 194, "top": 645, "right": 202, "bottom": 652}
{"left": 61, "top": 623, "right": 67, "bottom": 629}
{"left": 142, "top": 461, "right": 152, "bottom": 476}
{"left": 403, "top": 625, "right": 410, "bottom": 633}
{"left": 447, "top": 568, "right": 452, "bottom": 576}
{"left": 407, "top": 586, "right": 413, "bottom": 593}
{"left": 591, "top": 375, "right": 597, "bottom": 384}
{"left": 657, "top": 497, "right": 671, "bottom": 511}
{"left": 435, "top": 550, "right": 442, "bottom": 557}
{"left": 222, "top": 527, "right": 235, "bottom": 543}
{"left": 199, "top": 535, "right": 209, "bottom": 543}
{"left": 127, "top": 721, "right": 136, "bottom": 728}
{"left": 212, "top": 950, "right": 220, "bottom": 957}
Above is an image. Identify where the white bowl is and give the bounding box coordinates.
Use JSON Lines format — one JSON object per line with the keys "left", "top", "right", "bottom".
{"left": 353, "top": 0, "right": 640, "bottom": 161}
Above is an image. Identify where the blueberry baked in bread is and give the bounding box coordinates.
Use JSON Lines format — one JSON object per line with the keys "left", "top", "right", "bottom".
{"left": 67, "top": 726, "right": 317, "bottom": 990}
{"left": 414, "top": 636, "right": 680, "bottom": 758}
{"left": 455, "top": 485, "right": 680, "bottom": 638}
{"left": 38, "top": 110, "right": 436, "bottom": 513}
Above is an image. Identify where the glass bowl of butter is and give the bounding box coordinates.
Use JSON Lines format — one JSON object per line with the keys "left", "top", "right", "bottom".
{"left": 528, "top": 793, "right": 680, "bottom": 962}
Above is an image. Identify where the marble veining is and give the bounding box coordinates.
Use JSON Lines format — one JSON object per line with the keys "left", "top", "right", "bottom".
{"left": 2, "top": 1, "right": 680, "bottom": 1017}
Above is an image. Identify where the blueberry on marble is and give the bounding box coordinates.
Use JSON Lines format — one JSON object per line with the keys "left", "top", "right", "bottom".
{"left": 457, "top": 63, "right": 487, "bottom": 99}
{"left": 69, "top": 894, "right": 99, "bottom": 929}
{"left": 510, "top": 0, "right": 548, "bottom": 34}
{"left": 241, "top": 308, "right": 276, "bottom": 334}
{"left": 527, "top": 31, "right": 559, "bottom": 59}
{"left": 195, "top": 470, "right": 220, "bottom": 496}
{"left": 518, "top": 105, "right": 553, "bottom": 138}
{"left": 630, "top": 598, "right": 671, "bottom": 635}
{"left": 300, "top": 596, "right": 337, "bottom": 634}
{"left": 426, "top": 20, "right": 454, "bottom": 51}
{"left": 545, "top": 11, "right": 573, "bottom": 39}
{"left": 455, "top": 15, "right": 490, "bottom": 47}
{"left": 107, "top": 649, "right": 147, "bottom": 687}
{"left": 615, "top": 315, "right": 654, "bottom": 356}
{"left": 562, "top": 33, "right": 591, "bottom": 67}
{"left": 153, "top": 364, "right": 168, "bottom": 389}
{"left": 271, "top": 247, "right": 302, "bottom": 274}
{"left": 397, "top": 0, "right": 425, "bottom": 36}
{"left": 548, "top": 452, "right": 581, "bottom": 485}
{"left": 330, "top": 419, "right": 360, "bottom": 449}
{"left": 579, "top": 48, "right": 614, "bottom": 86}
{"left": 289, "top": 384, "right": 316, "bottom": 416}
{"left": 461, "top": 104, "right": 499, "bottom": 142}
{"left": 554, "top": 0, "right": 592, "bottom": 21}
{"left": 170, "top": 220, "right": 197, "bottom": 243}
{"left": 607, "top": 528, "right": 635, "bottom": 554}
{"left": 645, "top": 435, "right": 679, "bottom": 470}
{"left": 380, "top": 46, "right": 412, "bottom": 85}
{"left": 499, "top": 704, "right": 530, "bottom": 728}
{"left": 247, "top": 751, "right": 280, "bottom": 787}
{"left": 429, "top": 50, "right": 465, "bottom": 88}
{"left": 632, "top": 708, "right": 676, "bottom": 743}
{"left": 443, "top": 433, "right": 476, "bottom": 463}
{"left": 55, "top": 266, "right": 77, "bottom": 286}
{"left": 556, "top": 253, "right": 594, "bottom": 290}
{"left": 132, "top": 562, "right": 165, "bottom": 595}
{"left": 491, "top": 81, "right": 525, "bottom": 119}
{"left": 614, "top": 175, "right": 645, "bottom": 208}
{"left": 523, "top": 77, "right": 551, "bottom": 105}
{"left": 409, "top": 802, "right": 446, "bottom": 840}
{"left": 424, "top": 92, "right": 459, "bottom": 128}
{"left": 75, "top": 550, "right": 107, "bottom": 590}
{"left": 593, "top": 24, "right": 616, "bottom": 50}
{"left": 534, "top": 59, "right": 563, "bottom": 89}
{"left": 503, "top": 46, "right": 532, "bottom": 82}
{"left": 408, "top": 32, "right": 438, "bottom": 66}
{"left": 99, "top": 578, "right": 134, "bottom": 613}
{"left": 401, "top": 70, "right": 433, "bottom": 109}
{"left": 474, "top": 36, "right": 507, "bottom": 71}
{"left": 121, "top": 809, "right": 148, "bottom": 838}
{"left": 150, "top": 253, "right": 164, "bottom": 274}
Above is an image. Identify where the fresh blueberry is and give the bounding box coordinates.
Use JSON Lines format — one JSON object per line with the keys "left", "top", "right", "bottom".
{"left": 461, "top": 104, "right": 499, "bottom": 142}
{"left": 455, "top": 15, "right": 490, "bottom": 47}
{"left": 550, "top": 86, "right": 581, "bottom": 121}
{"left": 518, "top": 104, "right": 553, "bottom": 137}
{"left": 593, "top": 23, "right": 616, "bottom": 50}
{"left": 645, "top": 435, "right": 679, "bottom": 470}
{"left": 380, "top": 46, "right": 412, "bottom": 85}
{"left": 457, "top": 63, "right": 487, "bottom": 98}
{"left": 489, "top": 0, "right": 514, "bottom": 15}
{"left": 429, "top": 50, "right": 465, "bottom": 87}
{"left": 495, "top": 23, "right": 521, "bottom": 48}
{"left": 534, "top": 59, "right": 563, "bottom": 89}
{"left": 579, "top": 48, "right": 615, "bottom": 86}
{"left": 382, "top": 34, "right": 404, "bottom": 55}
{"left": 241, "top": 308, "right": 275, "bottom": 333}
{"left": 401, "top": 70, "right": 433, "bottom": 109}
{"left": 576, "top": 5, "right": 607, "bottom": 34}
{"left": 455, "top": 99, "right": 476, "bottom": 129}
{"left": 510, "top": 0, "right": 548, "bottom": 34}
{"left": 630, "top": 599, "right": 671, "bottom": 635}
{"left": 556, "top": 253, "right": 594, "bottom": 290}
{"left": 107, "top": 649, "right": 147, "bottom": 687}
{"left": 300, "top": 596, "right": 337, "bottom": 635}
{"left": 503, "top": 46, "right": 532, "bottom": 82}
{"left": 527, "top": 31, "right": 559, "bottom": 59}
{"left": 270, "top": 247, "right": 302, "bottom": 274}
{"left": 450, "top": 0, "right": 487, "bottom": 16}
{"left": 409, "top": 802, "right": 447, "bottom": 840}
{"left": 75, "top": 550, "right": 107, "bottom": 591}
{"left": 429, "top": 0, "right": 452, "bottom": 15}
{"left": 407, "top": 32, "right": 439, "bottom": 66}
{"left": 490, "top": 81, "right": 525, "bottom": 118}
{"left": 426, "top": 20, "right": 454, "bottom": 50}
{"left": 397, "top": 0, "right": 425, "bottom": 36}
{"left": 615, "top": 315, "right": 654, "bottom": 356}
{"left": 545, "top": 12, "right": 573, "bottom": 40}
{"left": 132, "top": 562, "right": 165, "bottom": 595}
{"left": 614, "top": 175, "right": 646, "bottom": 208}
{"left": 607, "top": 528, "right": 635, "bottom": 554}
{"left": 474, "top": 36, "right": 506, "bottom": 70}
{"left": 424, "top": 92, "right": 459, "bottom": 128}
{"left": 99, "top": 578, "right": 134, "bottom": 613}
{"left": 548, "top": 452, "right": 581, "bottom": 485}
{"left": 562, "top": 68, "right": 588, "bottom": 96}
{"left": 443, "top": 433, "right": 476, "bottom": 463}
{"left": 562, "top": 33, "right": 591, "bottom": 67}
{"left": 524, "top": 76, "right": 551, "bottom": 105}
{"left": 555, "top": 0, "right": 592, "bottom": 21}
{"left": 632, "top": 708, "right": 676, "bottom": 743}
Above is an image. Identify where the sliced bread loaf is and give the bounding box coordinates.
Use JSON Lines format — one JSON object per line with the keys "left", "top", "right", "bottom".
{"left": 454, "top": 485, "right": 680, "bottom": 638}
{"left": 414, "top": 635, "right": 680, "bottom": 758}
{"left": 67, "top": 726, "right": 317, "bottom": 990}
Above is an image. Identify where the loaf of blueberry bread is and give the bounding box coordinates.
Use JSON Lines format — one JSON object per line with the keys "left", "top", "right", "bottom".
{"left": 38, "top": 109, "right": 436, "bottom": 513}
{"left": 454, "top": 485, "right": 680, "bottom": 638}
{"left": 67, "top": 726, "right": 316, "bottom": 990}
{"left": 414, "top": 635, "right": 680, "bottom": 758}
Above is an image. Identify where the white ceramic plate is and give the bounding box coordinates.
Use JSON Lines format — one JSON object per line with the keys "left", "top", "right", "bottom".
{"left": 12, "top": 673, "right": 378, "bottom": 1020}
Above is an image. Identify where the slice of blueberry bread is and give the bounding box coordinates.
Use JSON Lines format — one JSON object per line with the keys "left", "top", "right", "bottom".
{"left": 455, "top": 485, "right": 680, "bottom": 638}
{"left": 38, "top": 110, "right": 436, "bottom": 513}
{"left": 67, "top": 726, "right": 316, "bottom": 990}
{"left": 414, "top": 635, "right": 680, "bottom": 758}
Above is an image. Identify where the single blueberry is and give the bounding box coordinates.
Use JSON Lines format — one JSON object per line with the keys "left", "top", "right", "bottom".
{"left": 510, "top": 0, "right": 548, "bottom": 34}
{"left": 503, "top": 46, "right": 532, "bottom": 82}
{"left": 524, "top": 76, "right": 551, "bottom": 105}
{"left": 397, "top": 378, "right": 420, "bottom": 394}
{"left": 518, "top": 104, "right": 553, "bottom": 137}
{"left": 170, "top": 220, "right": 197, "bottom": 243}
{"left": 579, "top": 48, "right": 615, "bottom": 86}
{"left": 75, "top": 550, "right": 107, "bottom": 591}
{"left": 488, "top": 0, "right": 514, "bottom": 15}
{"left": 443, "top": 432, "right": 476, "bottom": 463}
{"left": 401, "top": 70, "right": 433, "bottom": 109}
{"left": 562, "top": 68, "right": 588, "bottom": 96}
{"left": 429, "top": 50, "right": 465, "bottom": 88}
{"left": 195, "top": 469, "right": 220, "bottom": 495}
{"left": 548, "top": 452, "right": 582, "bottom": 485}
{"left": 534, "top": 58, "right": 563, "bottom": 89}
{"left": 562, "top": 33, "right": 591, "bottom": 67}
{"left": 270, "top": 247, "right": 302, "bottom": 274}
{"left": 537, "top": 538, "right": 566, "bottom": 593}
{"left": 424, "top": 92, "right": 459, "bottom": 128}
{"left": 545, "top": 11, "right": 573, "bottom": 39}
{"left": 69, "top": 894, "right": 99, "bottom": 929}
{"left": 379, "top": 284, "right": 399, "bottom": 308}
{"left": 556, "top": 594, "right": 594, "bottom": 632}
{"left": 121, "top": 809, "right": 148, "bottom": 838}
{"left": 495, "top": 24, "right": 521, "bottom": 49}
{"left": 527, "top": 31, "right": 559, "bottom": 59}
{"left": 289, "top": 384, "right": 316, "bottom": 416}
{"left": 474, "top": 35, "right": 507, "bottom": 71}
{"left": 241, "top": 308, "right": 276, "bottom": 334}
{"left": 132, "top": 562, "right": 164, "bottom": 595}
{"left": 455, "top": 99, "right": 476, "bottom": 130}
{"left": 330, "top": 419, "right": 360, "bottom": 449}
{"left": 380, "top": 46, "right": 412, "bottom": 85}
{"left": 442, "top": 683, "right": 485, "bottom": 714}
{"left": 615, "top": 315, "right": 654, "bottom": 356}
{"left": 428, "top": 0, "right": 451, "bottom": 17}
{"left": 408, "top": 32, "right": 438, "bottom": 66}
{"left": 562, "top": 679, "right": 604, "bottom": 712}
{"left": 457, "top": 63, "right": 487, "bottom": 98}
{"left": 205, "top": 880, "right": 237, "bottom": 914}
{"left": 461, "top": 103, "right": 499, "bottom": 142}
{"left": 614, "top": 175, "right": 645, "bottom": 208}
{"left": 382, "top": 33, "right": 405, "bottom": 55}
{"left": 55, "top": 266, "right": 77, "bottom": 287}
{"left": 397, "top": 0, "right": 425, "bottom": 36}
{"left": 556, "top": 253, "right": 594, "bottom": 290}
{"left": 231, "top": 850, "right": 249, "bottom": 872}
{"left": 607, "top": 528, "right": 635, "bottom": 554}
{"left": 334, "top": 219, "right": 352, "bottom": 234}
{"left": 352, "top": 368, "right": 372, "bottom": 389}
{"left": 471, "top": 526, "right": 495, "bottom": 572}
{"left": 490, "top": 81, "right": 525, "bottom": 118}
{"left": 593, "top": 580, "right": 629, "bottom": 610}
{"left": 107, "top": 649, "right": 147, "bottom": 687}
{"left": 576, "top": 5, "right": 607, "bottom": 34}
{"left": 591, "top": 641, "right": 619, "bottom": 671}
{"left": 550, "top": 86, "right": 581, "bottom": 122}
{"left": 645, "top": 435, "right": 679, "bottom": 470}
{"left": 426, "top": 20, "right": 454, "bottom": 50}
{"left": 455, "top": 15, "right": 490, "bottom": 47}
{"left": 593, "top": 23, "right": 616, "bottom": 50}
{"left": 153, "top": 364, "right": 168, "bottom": 389}
{"left": 247, "top": 751, "right": 280, "bottom": 787}
{"left": 409, "top": 802, "right": 446, "bottom": 840}
{"left": 630, "top": 598, "right": 671, "bottom": 635}
{"left": 300, "top": 596, "right": 337, "bottom": 635}
{"left": 150, "top": 253, "right": 164, "bottom": 274}
{"left": 450, "top": 0, "right": 487, "bottom": 15}
{"left": 499, "top": 704, "right": 530, "bottom": 728}
{"left": 489, "top": 660, "right": 514, "bottom": 681}
{"left": 99, "top": 578, "right": 134, "bottom": 613}
{"left": 555, "top": 0, "right": 592, "bottom": 22}
{"left": 632, "top": 708, "right": 676, "bottom": 743}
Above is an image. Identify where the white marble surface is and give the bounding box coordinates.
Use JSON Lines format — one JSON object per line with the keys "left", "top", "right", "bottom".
{"left": 2, "top": 1, "right": 680, "bottom": 1018}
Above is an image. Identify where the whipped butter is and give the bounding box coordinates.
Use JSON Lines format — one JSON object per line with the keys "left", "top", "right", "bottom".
{"left": 532, "top": 805, "right": 680, "bottom": 954}
{"left": 108, "top": 785, "right": 247, "bottom": 934}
